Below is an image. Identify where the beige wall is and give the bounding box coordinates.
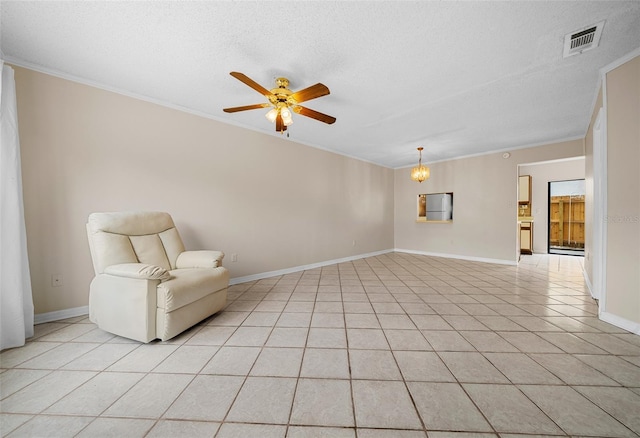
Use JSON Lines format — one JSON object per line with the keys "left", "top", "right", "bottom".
{"left": 14, "top": 67, "right": 395, "bottom": 315}
{"left": 394, "top": 140, "right": 584, "bottom": 263}
{"left": 520, "top": 158, "right": 585, "bottom": 254}
{"left": 604, "top": 55, "right": 640, "bottom": 325}
{"left": 584, "top": 87, "right": 603, "bottom": 286}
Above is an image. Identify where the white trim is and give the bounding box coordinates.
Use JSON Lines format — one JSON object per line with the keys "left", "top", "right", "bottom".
{"left": 396, "top": 135, "right": 585, "bottom": 169}
{"left": 600, "top": 312, "right": 640, "bottom": 335}
{"left": 229, "top": 249, "right": 394, "bottom": 285}
{"left": 34, "top": 306, "right": 89, "bottom": 325}
{"left": 518, "top": 156, "right": 585, "bottom": 168}
{"left": 600, "top": 47, "right": 640, "bottom": 76}
{"left": 394, "top": 248, "right": 517, "bottom": 266}
{"left": 582, "top": 268, "right": 594, "bottom": 298}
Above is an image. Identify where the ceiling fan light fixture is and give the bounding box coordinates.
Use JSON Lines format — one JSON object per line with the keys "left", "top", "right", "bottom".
{"left": 281, "top": 107, "right": 293, "bottom": 126}
{"left": 265, "top": 108, "right": 278, "bottom": 123}
{"left": 411, "top": 147, "right": 430, "bottom": 183}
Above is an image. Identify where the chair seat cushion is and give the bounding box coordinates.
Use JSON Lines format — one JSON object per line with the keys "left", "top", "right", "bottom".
{"left": 157, "top": 267, "right": 228, "bottom": 312}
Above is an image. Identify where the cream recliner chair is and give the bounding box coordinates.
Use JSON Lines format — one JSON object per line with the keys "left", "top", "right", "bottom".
{"left": 86, "top": 211, "right": 228, "bottom": 342}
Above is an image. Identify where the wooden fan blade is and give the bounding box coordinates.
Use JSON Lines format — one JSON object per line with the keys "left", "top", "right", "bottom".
{"left": 290, "top": 83, "right": 330, "bottom": 104}
{"left": 230, "top": 72, "right": 274, "bottom": 97}
{"left": 223, "top": 103, "right": 270, "bottom": 113}
{"left": 293, "top": 105, "right": 336, "bottom": 124}
{"left": 275, "top": 112, "right": 287, "bottom": 132}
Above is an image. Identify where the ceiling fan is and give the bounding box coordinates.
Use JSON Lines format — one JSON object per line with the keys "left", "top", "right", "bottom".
{"left": 223, "top": 71, "right": 336, "bottom": 133}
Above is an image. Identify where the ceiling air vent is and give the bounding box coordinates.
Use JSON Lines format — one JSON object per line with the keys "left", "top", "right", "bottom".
{"left": 563, "top": 21, "right": 605, "bottom": 58}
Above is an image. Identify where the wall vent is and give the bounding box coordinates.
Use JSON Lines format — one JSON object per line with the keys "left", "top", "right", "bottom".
{"left": 563, "top": 21, "right": 605, "bottom": 58}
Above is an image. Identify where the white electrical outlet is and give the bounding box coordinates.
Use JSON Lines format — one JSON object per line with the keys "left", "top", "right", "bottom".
{"left": 231, "top": 254, "right": 238, "bottom": 262}
{"left": 352, "top": 240, "right": 356, "bottom": 247}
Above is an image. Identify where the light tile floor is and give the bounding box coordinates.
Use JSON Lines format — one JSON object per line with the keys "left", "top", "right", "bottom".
{"left": 2, "top": 253, "right": 640, "bottom": 437}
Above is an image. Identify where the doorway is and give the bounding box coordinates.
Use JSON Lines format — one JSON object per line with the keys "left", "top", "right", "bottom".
{"left": 548, "top": 179, "right": 585, "bottom": 256}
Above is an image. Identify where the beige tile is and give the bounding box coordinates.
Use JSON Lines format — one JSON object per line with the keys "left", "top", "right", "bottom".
{"left": 407, "top": 382, "right": 492, "bottom": 432}
{"left": 0, "top": 369, "right": 50, "bottom": 398}
{"left": 284, "top": 302, "right": 315, "bottom": 312}
{"left": 75, "top": 417, "right": 156, "bottom": 437}
{"left": 345, "top": 313, "right": 381, "bottom": 329}
{"left": 442, "top": 316, "right": 489, "bottom": 331}
{"left": 250, "top": 347, "right": 304, "bottom": 377}
{"left": 306, "top": 328, "right": 347, "bottom": 348}
{"left": 290, "top": 378, "right": 354, "bottom": 427}
{"left": 300, "top": 348, "right": 350, "bottom": 379}
{"left": 0, "top": 341, "right": 61, "bottom": 368}
{"left": 530, "top": 353, "right": 620, "bottom": 386}
{"left": 483, "top": 353, "right": 563, "bottom": 384}
{"left": 207, "top": 310, "right": 249, "bottom": 326}
{"left": 377, "top": 314, "right": 416, "bottom": 329}
{"left": 45, "top": 372, "right": 142, "bottom": 415}
{"left": 103, "top": 373, "right": 192, "bottom": 418}
{"left": 520, "top": 385, "right": 636, "bottom": 437}
{"left": 276, "top": 312, "right": 312, "bottom": 327}
{"left": 383, "top": 329, "right": 431, "bottom": 351}
{"left": 575, "top": 333, "right": 640, "bottom": 355}
{"left": 164, "top": 375, "right": 244, "bottom": 421}
{"left": 226, "top": 376, "right": 297, "bottom": 424}
{"left": 216, "top": 423, "right": 286, "bottom": 437}
{"left": 463, "top": 383, "right": 562, "bottom": 434}
{"left": 0, "top": 413, "right": 33, "bottom": 437}
{"left": 460, "top": 331, "right": 518, "bottom": 353}
{"left": 1, "top": 370, "right": 96, "bottom": 413}
{"left": 343, "top": 302, "right": 375, "bottom": 313}
{"left": 6, "top": 414, "right": 94, "bottom": 437}
{"left": 287, "top": 426, "right": 356, "bottom": 437}
{"left": 151, "top": 345, "right": 218, "bottom": 374}
{"left": 146, "top": 419, "right": 220, "bottom": 437}
{"left": 107, "top": 344, "right": 178, "bottom": 372}
{"left": 242, "top": 311, "right": 281, "bottom": 326}
{"left": 352, "top": 380, "right": 422, "bottom": 429}
{"left": 200, "top": 346, "right": 260, "bottom": 375}
{"left": 311, "top": 313, "right": 345, "bottom": 328}
{"left": 497, "top": 332, "right": 563, "bottom": 353}
{"left": 409, "top": 315, "right": 453, "bottom": 330}
{"left": 393, "top": 351, "right": 455, "bottom": 382}
{"left": 225, "top": 326, "right": 272, "bottom": 346}
{"left": 371, "top": 302, "right": 405, "bottom": 314}
{"left": 538, "top": 332, "right": 609, "bottom": 354}
{"left": 36, "top": 323, "right": 97, "bottom": 342}
{"left": 315, "top": 302, "right": 344, "bottom": 313}
{"left": 575, "top": 354, "right": 640, "bottom": 387}
{"left": 439, "top": 352, "right": 509, "bottom": 384}
{"left": 357, "top": 430, "right": 426, "bottom": 438}
{"left": 420, "top": 330, "right": 475, "bottom": 351}
{"left": 575, "top": 386, "right": 640, "bottom": 435}
{"left": 266, "top": 327, "right": 309, "bottom": 347}
{"left": 186, "top": 326, "right": 236, "bottom": 345}
{"left": 350, "top": 350, "right": 401, "bottom": 380}
{"left": 347, "top": 328, "right": 389, "bottom": 349}
{"left": 474, "top": 316, "right": 525, "bottom": 331}
{"left": 427, "top": 433, "right": 497, "bottom": 438}
{"left": 16, "top": 342, "right": 97, "bottom": 369}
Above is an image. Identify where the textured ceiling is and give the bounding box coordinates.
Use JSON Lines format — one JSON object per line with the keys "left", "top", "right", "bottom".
{"left": 2, "top": 1, "right": 639, "bottom": 168}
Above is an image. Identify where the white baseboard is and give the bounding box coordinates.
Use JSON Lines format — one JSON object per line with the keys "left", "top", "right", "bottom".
{"left": 34, "top": 306, "right": 89, "bottom": 325}
{"left": 393, "top": 248, "right": 517, "bottom": 266}
{"left": 599, "top": 311, "right": 640, "bottom": 335}
{"left": 229, "top": 249, "right": 394, "bottom": 285}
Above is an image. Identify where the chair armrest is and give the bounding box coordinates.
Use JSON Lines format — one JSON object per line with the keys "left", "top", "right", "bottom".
{"left": 103, "top": 263, "right": 171, "bottom": 281}
{"left": 176, "top": 250, "right": 225, "bottom": 269}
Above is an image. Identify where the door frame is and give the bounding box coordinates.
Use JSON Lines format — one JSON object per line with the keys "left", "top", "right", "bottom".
{"left": 547, "top": 179, "right": 586, "bottom": 255}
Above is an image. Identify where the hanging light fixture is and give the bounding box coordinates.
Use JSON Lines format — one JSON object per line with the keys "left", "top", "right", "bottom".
{"left": 265, "top": 105, "right": 294, "bottom": 127}
{"left": 410, "top": 147, "right": 430, "bottom": 183}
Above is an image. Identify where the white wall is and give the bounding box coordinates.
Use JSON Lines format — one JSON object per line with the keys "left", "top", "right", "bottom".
{"left": 394, "top": 140, "right": 585, "bottom": 264}
{"left": 519, "top": 158, "right": 585, "bottom": 254}
{"left": 14, "top": 67, "right": 395, "bottom": 315}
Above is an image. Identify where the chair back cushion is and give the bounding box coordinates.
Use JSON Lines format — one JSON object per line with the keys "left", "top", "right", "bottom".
{"left": 87, "top": 211, "right": 185, "bottom": 274}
